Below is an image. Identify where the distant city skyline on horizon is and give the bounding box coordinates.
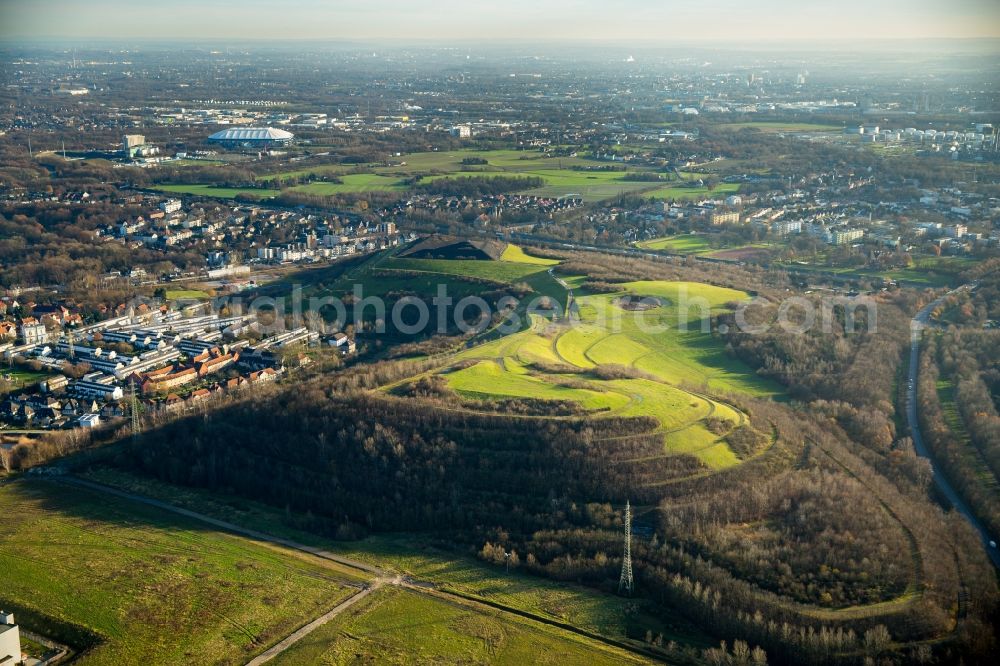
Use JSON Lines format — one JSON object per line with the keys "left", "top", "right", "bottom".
{"left": 2, "top": 0, "right": 1000, "bottom": 43}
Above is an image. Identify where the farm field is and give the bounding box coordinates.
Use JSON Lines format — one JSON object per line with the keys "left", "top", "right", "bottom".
{"left": 268, "top": 587, "right": 654, "bottom": 666}
{"left": 0, "top": 479, "right": 362, "bottom": 665}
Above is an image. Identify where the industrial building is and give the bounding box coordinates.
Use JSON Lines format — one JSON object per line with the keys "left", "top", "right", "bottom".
{"left": 122, "top": 134, "right": 160, "bottom": 159}
{"left": 206, "top": 127, "right": 294, "bottom": 150}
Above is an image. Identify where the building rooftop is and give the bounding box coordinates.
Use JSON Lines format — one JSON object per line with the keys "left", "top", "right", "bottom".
{"left": 207, "top": 127, "right": 294, "bottom": 142}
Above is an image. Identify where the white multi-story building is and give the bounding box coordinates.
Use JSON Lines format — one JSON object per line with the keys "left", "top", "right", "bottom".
{"left": 0, "top": 610, "right": 21, "bottom": 666}
{"left": 159, "top": 198, "right": 182, "bottom": 214}
{"left": 19, "top": 320, "right": 48, "bottom": 346}
{"left": 831, "top": 228, "right": 865, "bottom": 245}
{"left": 771, "top": 220, "right": 802, "bottom": 236}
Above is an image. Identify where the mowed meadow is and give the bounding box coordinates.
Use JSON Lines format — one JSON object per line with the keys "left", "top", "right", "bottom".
{"left": 150, "top": 148, "right": 741, "bottom": 203}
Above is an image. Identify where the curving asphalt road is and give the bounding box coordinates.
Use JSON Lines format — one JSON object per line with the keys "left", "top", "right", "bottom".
{"left": 906, "top": 284, "right": 1000, "bottom": 569}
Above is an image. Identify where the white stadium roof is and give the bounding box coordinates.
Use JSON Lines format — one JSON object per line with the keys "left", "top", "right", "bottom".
{"left": 207, "top": 127, "right": 294, "bottom": 141}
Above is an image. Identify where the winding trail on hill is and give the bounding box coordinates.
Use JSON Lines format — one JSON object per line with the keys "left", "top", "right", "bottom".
{"left": 906, "top": 283, "right": 1000, "bottom": 568}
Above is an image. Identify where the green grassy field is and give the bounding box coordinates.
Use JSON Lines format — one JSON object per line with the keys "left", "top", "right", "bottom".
{"left": 292, "top": 243, "right": 560, "bottom": 308}
{"left": 376, "top": 149, "right": 597, "bottom": 174}
{"left": 150, "top": 184, "right": 277, "bottom": 199}
{"left": 1, "top": 368, "right": 53, "bottom": 399}
{"left": 261, "top": 164, "right": 353, "bottom": 181}
{"left": 645, "top": 182, "right": 740, "bottom": 201}
{"left": 936, "top": 377, "right": 1000, "bottom": 493}
{"left": 288, "top": 173, "right": 408, "bottom": 195}
{"left": 382, "top": 242, "right": 556, "bottom": 284}
{"left": 447, "top": 359, "right": 631, "bottom": 411}
{"left": 164, "top": 289, "right": 211, "bottom": 300}
{"left": 269, "top": 587, "right": 653, "bottom": 666}
{"left": 0, "top": 479, "right": 362, "bottom": 665}
{"left": 280, "top": 149, "right": 696, "bottom": 202}
{"left": 635, "top": 234, "right": 714, "bottom": 253}
{"left": 1, "top": 369, "right": 51, "bottom": 386}
{"left": 381, "top": 257, "right": 550, "bottom": 284}
{"left": 500, "top": 244, "right": 560, "bottom": 265}
{"left": 418, "top": 163, "right": 659, "bottom": 201}
{"left": 783, "top": 255, "right": 972, "bottom": 288}
{"left": 268, "top": 247, "right": 778, "bottom": 473}
{"left": 155, "top": 148, "right": 739, "bottom": 203}
{"left": 385, "top": 268, "right": 782, "bottom": 470}
{"left": 79, "top": 467, "right": 712, "bottom": 651}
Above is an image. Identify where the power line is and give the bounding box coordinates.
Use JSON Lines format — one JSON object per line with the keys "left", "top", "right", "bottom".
{"left": 129, "top": 381, "right": 141, "bottom": 438}
{"left": 619, "top": 499, "right": 633, "bottom": 596}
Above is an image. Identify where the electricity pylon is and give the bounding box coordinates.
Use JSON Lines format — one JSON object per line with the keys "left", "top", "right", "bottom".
{"left": 619, "top": 500, "right": 634, "bottom": 595}
{"left": 129, "top": 381, "right": 140, "bottom": 438}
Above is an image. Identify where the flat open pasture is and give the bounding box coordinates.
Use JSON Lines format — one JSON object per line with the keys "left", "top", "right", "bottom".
{"left": 0, "top": 479, "right": 361, "bottom": 665}
{"left": 269, "top": 587, "right": 654, "bottom": 666}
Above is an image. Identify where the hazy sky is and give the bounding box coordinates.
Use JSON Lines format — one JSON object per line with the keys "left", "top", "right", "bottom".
{"left": 2, "top": 0, "right": 999, "bottom": 42}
